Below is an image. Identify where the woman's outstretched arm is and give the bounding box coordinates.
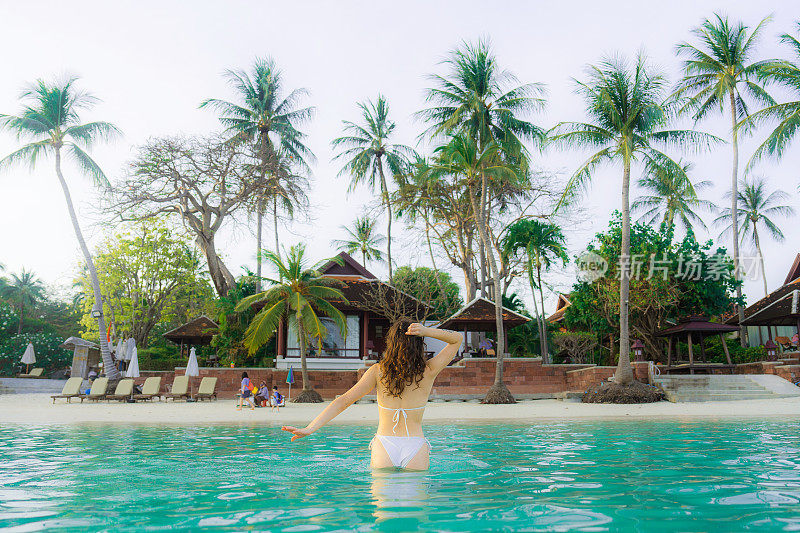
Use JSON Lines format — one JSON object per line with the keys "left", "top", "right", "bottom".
{"left": 281, "top": 364, "right": 378, "bottom": 441}
{"left": 408, "top": 323, "right": 463, "bottom": 372}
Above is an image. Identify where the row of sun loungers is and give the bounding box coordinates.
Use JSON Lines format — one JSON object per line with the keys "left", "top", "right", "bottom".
{"left": 51, "top": 376, "right": 218, "bottom": 403}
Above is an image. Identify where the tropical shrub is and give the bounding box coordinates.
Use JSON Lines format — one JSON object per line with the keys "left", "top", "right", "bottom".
{"left": 0, "top": 332, "right": 71, "bottom": 376}
{"left": 552, "top": 331, "right": 600, "bottom": 364}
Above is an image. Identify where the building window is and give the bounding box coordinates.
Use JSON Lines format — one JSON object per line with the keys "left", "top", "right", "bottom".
{"left": 287, "top": 314, "right": 361, "bottom": 358}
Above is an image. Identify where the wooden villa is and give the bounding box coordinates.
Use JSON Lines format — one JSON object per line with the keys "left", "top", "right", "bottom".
{"left": 272, "top": 252, "right": 430, "bottom": 370}
{"left": 438, "top": 296, "right": 531, "bottom": 357}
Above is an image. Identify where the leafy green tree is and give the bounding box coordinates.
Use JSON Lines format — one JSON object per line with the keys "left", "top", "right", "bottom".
{"left": 674, "top": 14, "right": 778, "bottom": 340}
{"left": 332, "top": 216, "right": 386, "bottom": 267}
{"left": 75, "top": 221, "right": 214, "bottom": 346}
{"left": 714, "top": 177, "right": 795, "bottom": 296}
{"left": 392, "top": 265, "right": 463, "bottom": 321}
{"left": 0, "top": 269, "right": 44, "bottom": 334}
{"left": 741, "top": 23, "right": 800, "bottom": 168}
{"left": 201, "top": 57, "right": 314, "bottom": 289}
{"left": 0, "top": 77, "right": 122, "bottom": 379}
{"left": 549, "top": 53, "right": 717, "bottom": 385}
{"left": 235, "top": 245, "right": 347, "bottom": 402}
{"left": 632, "top": 160, "right": 715, "bottom": 232}
{"left": 501, "top": 293, "right": 540, "bottom": 358}
{"left": 564, "top": 213, "right": 742, "bottom": 361}
{"left": 332, "top": 95, "right": 412, "bottom": 282}
{"left": 503, "top": 219, "right": 568, "bottom": 362}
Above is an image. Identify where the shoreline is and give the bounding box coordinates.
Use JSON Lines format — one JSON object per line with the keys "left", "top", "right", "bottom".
{"left": 3, "top": 394, "right": 800, "bottom": 426}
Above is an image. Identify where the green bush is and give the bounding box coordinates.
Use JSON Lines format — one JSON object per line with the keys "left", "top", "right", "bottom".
{"left": 679, "top": 336, "right": 766, "bottom": 365}
{"left": 0, "top": 332, "right": 71, "bottom": 377}
{"left": 137, "top": 345, "right": 182, "bottom": 371}
{"left": 0, "top": 302, "right": 19, "bottom": 337}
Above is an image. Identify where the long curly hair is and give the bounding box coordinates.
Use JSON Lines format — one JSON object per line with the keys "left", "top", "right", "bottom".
{"left": 379, "top": 320, "right": 426, "bottom": 397}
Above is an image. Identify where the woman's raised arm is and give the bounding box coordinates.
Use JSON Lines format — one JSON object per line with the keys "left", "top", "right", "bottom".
{"left": 281, "top": 363, "right": 378, "bottom": 442}
{"left": 407, "top": 323, "right": 463, "bottom": 373}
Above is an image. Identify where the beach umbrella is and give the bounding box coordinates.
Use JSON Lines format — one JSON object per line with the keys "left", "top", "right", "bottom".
{"left": 114, "top": 339, "right": 125, "bottom": 361}
{"left": 186, "top": 347, "right": 200, "bottom": 399}
{"left": 286, "top": 366, "right": 295, "bottom": 402}
{"left": 20, "top": 343, "right": 36, "bottom": 374}
{"left": 126, "top": 346, "right": 140, "bottom": 378}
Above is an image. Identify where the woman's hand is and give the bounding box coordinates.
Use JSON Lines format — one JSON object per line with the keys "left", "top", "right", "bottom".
{"left": 281, "top": 426, "right": 313, "bottom": 442}
{"left": 405, "top": 323, "right": 426, "bottom": 337}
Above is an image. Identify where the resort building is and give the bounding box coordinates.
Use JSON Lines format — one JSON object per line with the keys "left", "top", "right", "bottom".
{"left": 730, "top": 252, "right": 800, "bottom": 349}
{"left": 272, "top": 252, "right": 430, "bottom": 370}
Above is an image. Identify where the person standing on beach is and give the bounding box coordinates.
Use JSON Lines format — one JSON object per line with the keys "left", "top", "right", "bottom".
{"left": 282, "top": 322, "right": 462, "bottom": 470}
{"left": 238, "top": 371, "right": 256, "bottom": 411}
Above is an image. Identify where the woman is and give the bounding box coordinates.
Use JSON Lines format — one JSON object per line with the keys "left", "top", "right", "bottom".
{"left": 281, "top": 322, "right": 462, "bottom": 470}
{"left": 237, "top": 371, "right": 256, "bottom": 411}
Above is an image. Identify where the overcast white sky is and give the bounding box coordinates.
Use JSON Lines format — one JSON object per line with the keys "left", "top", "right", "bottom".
{"left": 1, "top": 0, "right": 798, "bottom": 314}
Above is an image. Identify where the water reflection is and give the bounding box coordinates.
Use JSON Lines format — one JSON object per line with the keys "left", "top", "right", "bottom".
{"left": 370, "top": 469, "right": 430, "bottom": 526}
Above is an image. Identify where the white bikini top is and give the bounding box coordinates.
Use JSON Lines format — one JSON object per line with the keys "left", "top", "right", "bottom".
{"left": 377, "top": 403, "right": 427, "bottom": 436}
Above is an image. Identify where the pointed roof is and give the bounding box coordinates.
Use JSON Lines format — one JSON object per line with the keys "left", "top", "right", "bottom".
{"left": 164, "top": 316, "right": 219, "bottom": 345}
{"left": 784, "top": 253, "right": 800, "bottom": 286}
{"left": 657, "top": 316, "right": 739, "bottom": 339}
{"left": 547, "top": 293, "right": 572, "bottom": 323}
{"left": 438, "top": 297, "right": 530, "bottom": 331}
{"left": 319, "top": 251, "right": 377, "bottom": 280}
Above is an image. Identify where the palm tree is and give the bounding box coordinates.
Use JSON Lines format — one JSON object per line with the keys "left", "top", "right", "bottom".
{"left": 332, "top": 216, "right": 385, "bottom": 267}
{"left": 503, "top": 219, "right": 568, "bottom": 363}
{"left": 632, "top": 160, "right": 715, "bottom": 232}
{"left": 674, "top": 14, "right": 778, "bottom": 343}
{"left": 549, "top": 53, "right": 718, "bottom": 386}
{"left": 0, "top": 77, "right": 122, "bottom": 379}
{"left": 741, "top": 23, "right": 800, "bottom": 168}
{"left": 235, "top": 245, "right": 347, "bottom": 403}
{"left": 714, "top": 177, "right": 795, "bottom": 297}
{"left": 332, "top": 95, "right": 412, "bottom": 283}
{"left": 431, "top": 133, "right": 523, "bottom": 402}
{"left": 0, "top": 269, "right": 45, "bottom": 334}
{"left": 200, "top": 57, "right": 315, "bottom": 290}
{"left": 417, "top": 39, "right": 546, "bottom": 156}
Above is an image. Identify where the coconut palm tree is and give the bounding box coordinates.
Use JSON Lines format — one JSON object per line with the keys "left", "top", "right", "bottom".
{"left": 674, "top": 14, "right": 778, "bottom": 342}
{"left": 714, "top": 177, "right": 795, "bottom": 297}
{"left": 431, "top": 133, "right": 524, "bottom": 402}
{"left": 0, "top": 269, "right": 45, "bottom": 334}
{"left": 0, "top": 77, "right": 122, "bottom": 379}
{"left": 332, "top": 95, "right": 412, "bottom": 283}
{"left": 549, "top": 53, "right": 718, "bottom": 386}
{"left": 417, "top": 39, "right": 546, "bottom": 156}
{"left": 503, "top": 219, "right": 568, "bottom": 363}
{"left": 332, "top": 216, "right": 385, "bottom": 267}
{"left": 632, "top": 160, "right": 715, "bottom": 232}
{"left": 200, "top": 57, "right": 315, "bottom": 290}
{"left": 235, "top": 245, "right": 347, "bottom": 403}
{"left": 741, "top": 23, "right": 800, "bottom": 168}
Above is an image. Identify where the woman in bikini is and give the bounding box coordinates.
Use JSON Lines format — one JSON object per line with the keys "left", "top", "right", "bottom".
{"left": 281, "top": 321, "right": 462, "bottom": 470}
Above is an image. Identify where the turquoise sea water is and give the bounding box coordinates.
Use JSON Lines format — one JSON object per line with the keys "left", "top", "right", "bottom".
{"left": 1, "top": 421, "right": 800, "bottom": 531}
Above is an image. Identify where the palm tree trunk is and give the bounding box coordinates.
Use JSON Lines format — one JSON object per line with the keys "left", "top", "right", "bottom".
{"left": 17, "top": 300, "right": 23, "bottom": 334}
{"left": 54, "top": 148, "right": 121, "bottom": 381}
{"left": 274, "top": 195, "right": 279, "bottom": 254}
{"left": 527, "top": 260, "right": 545, "bottom": 361}
{"left": 754, "top": 226, "right": 768, "bottom": 297}
{"left": 298, "top": 316, "right": 309, "bottom": 391}
{"left": 469, "top": 177, "right": 513, "bottom": 403}
{"left": 615, "top": 157, "right": 634, "bottom": 386}
{"left": 377, "top": 160, "right": 393, "bottom": 283}
{"left": 730, "top": 90, "right": 746, "bottom": 348}
{"left": 255, "top": 199, "right": 264, "bottom": 292}
{"left": 536, "top": 262, "right": 549, "bottom": 363}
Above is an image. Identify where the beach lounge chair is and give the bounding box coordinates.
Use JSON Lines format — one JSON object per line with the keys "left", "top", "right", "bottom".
{"left": 133, "top": 377, "right": 162, "bottom": 402}
{"left": 19, "top": 368, "right": 44, "bottom": 378}
{"left": 106, "top": 379, "right": 135, "bottom": 401}
{"left": 80, "top": 377, "right": 109, "bottom": 402}
{"left": 195, "top": 377, "right": 218, "bottom": 401}
{"left": 51, "top": 377, "right": 84, "bottom": 403}
{"left": 165, "top": 375, "right": 190, "bottom": 401}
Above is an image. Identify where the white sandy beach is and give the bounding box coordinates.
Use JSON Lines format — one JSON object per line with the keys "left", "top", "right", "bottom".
{"left": 3, "top": 393, "right": 800, "bottom": 425}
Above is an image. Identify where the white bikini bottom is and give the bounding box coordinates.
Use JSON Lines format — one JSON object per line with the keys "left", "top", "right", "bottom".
{"left": 370, "top": 435, "right": 431, "bottom": 469}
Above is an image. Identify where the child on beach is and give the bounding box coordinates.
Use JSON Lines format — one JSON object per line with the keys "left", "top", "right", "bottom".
{"left": 237, "top": 371, "right": 256, "bottom": 411}
{"left": 282, "top": 322, "right": 462, "bottom": 470}
{"left": 271, "top": 386, "right": 284, "bottom": 411}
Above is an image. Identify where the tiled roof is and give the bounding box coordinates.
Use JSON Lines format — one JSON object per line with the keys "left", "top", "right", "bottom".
{"left": 438, "top": 297, "right": 530, "bottom": 331}
{"left": 164, "top": 316, "right": 219, "bottom": 345}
